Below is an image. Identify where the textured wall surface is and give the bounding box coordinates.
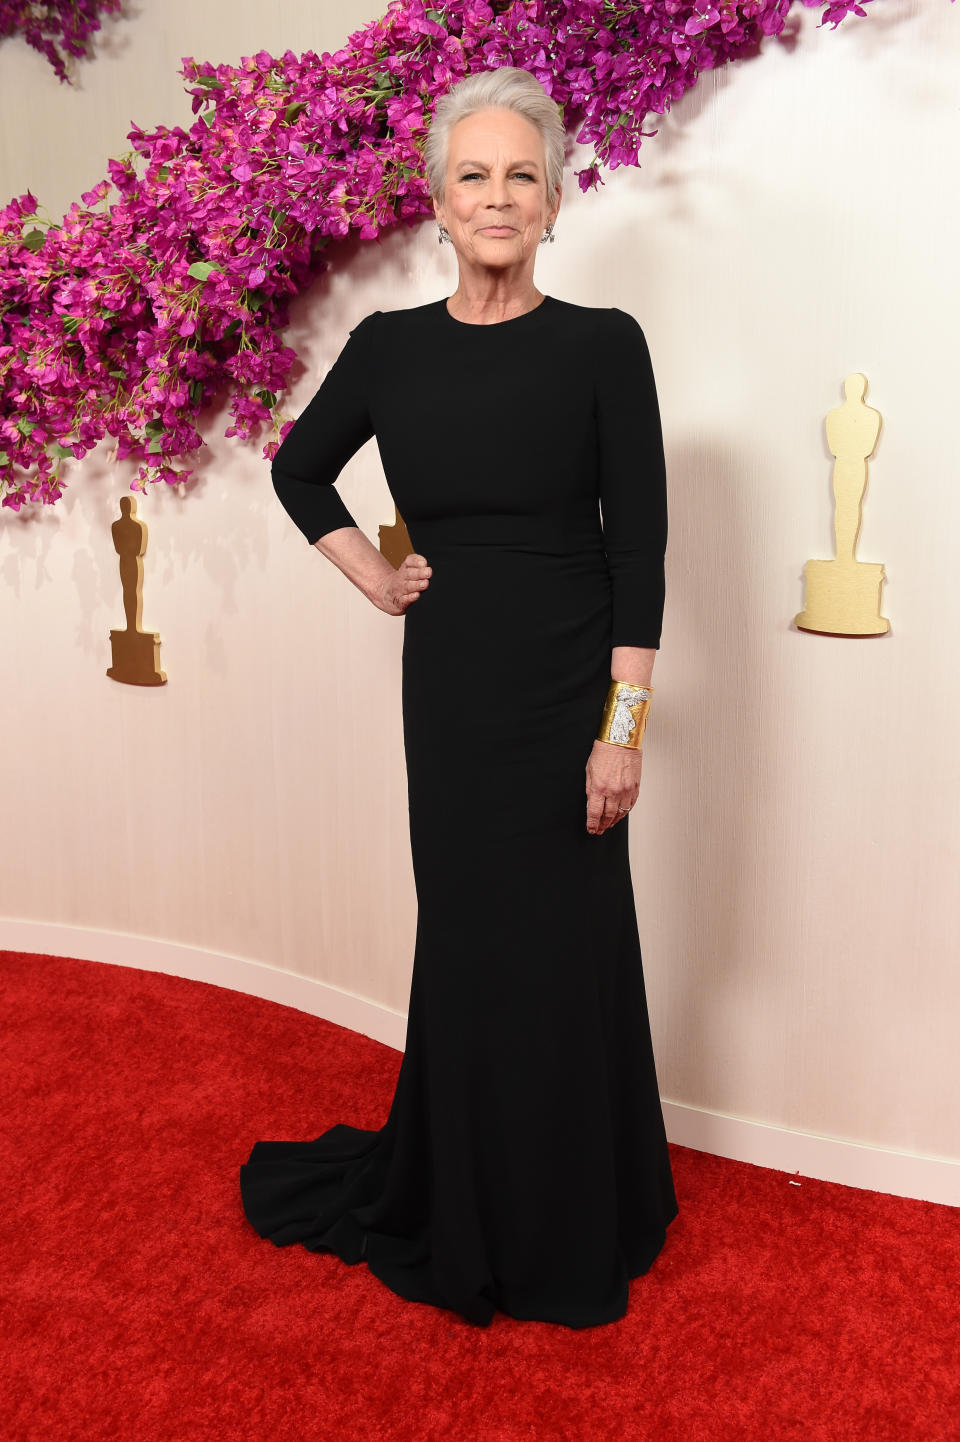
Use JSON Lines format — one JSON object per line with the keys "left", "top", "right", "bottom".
{"left": 1, "top": 0, "right": 957, "bottom": 1161}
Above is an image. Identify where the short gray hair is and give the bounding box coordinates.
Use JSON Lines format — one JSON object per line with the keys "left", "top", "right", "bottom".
{"left": 423, "top": 65, "right": 565, "bottom": 207}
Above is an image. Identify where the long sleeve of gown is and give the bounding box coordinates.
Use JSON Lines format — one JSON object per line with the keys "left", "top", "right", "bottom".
{"left": 271, "top": 311, "right": 381, "bottom": 544}
{"left": 595, "top": 308, "right": 669, "bottom": 650}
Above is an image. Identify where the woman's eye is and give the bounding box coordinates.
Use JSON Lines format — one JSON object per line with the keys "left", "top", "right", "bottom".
{"left": 460, "top": 172, "right": 534, "bottom": 181}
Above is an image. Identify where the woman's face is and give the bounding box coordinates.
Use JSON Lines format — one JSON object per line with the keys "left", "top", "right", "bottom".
{"left": 434, "top": 107, "right": 560, "bottom": 275}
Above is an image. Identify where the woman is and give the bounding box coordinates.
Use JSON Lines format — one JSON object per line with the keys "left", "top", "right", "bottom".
{"left": 240, "top": 64, "right": 678, "bottom": 1329}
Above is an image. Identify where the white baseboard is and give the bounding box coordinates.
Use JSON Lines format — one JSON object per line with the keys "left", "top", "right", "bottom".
{"left": 3, "top": 919, "right": 958, "bottom": 1209}
{"left": 0, "top": 918, "right": 409, "bottom": 1050}
{"left": 661, "top": 1100, "right": 959, "bottom": 1209}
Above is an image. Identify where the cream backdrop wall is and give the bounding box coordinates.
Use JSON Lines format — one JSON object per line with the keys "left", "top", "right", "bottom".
{"left": 2, "top": 0, "right": 958, "bottom": 1201}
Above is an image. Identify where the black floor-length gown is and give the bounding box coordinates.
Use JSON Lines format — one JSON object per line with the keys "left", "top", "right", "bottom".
{"left": 239, "top": 294, "right": 679, "bottom": 1328}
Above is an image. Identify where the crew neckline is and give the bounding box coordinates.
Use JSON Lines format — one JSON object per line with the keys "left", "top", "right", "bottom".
{"left": 440, "top": 294, "right": 554, "bottom": 328}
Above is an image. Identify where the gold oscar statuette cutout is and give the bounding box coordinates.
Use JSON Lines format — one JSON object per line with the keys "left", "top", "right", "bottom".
{"left": 794, "top": 373, "right": 889, "bottom": 637}
{"left": 106, "top": 495, "right": 167, "bottom": 685}
{"left": 378, "top": 503, "right": 414, "bottom": 570}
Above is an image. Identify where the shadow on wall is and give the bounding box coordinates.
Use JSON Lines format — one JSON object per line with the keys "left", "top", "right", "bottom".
{"left": 651, "top": 434, "right": 766, "bottom": 1111}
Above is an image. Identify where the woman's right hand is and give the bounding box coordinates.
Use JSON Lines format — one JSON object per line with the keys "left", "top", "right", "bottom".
{"left": 373, "top": 553, "right": 433, "bottom": 616}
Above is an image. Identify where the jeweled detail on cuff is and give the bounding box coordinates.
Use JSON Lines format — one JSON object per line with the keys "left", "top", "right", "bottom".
{"left": 609, "top": 685, "right": 652, "bottom": 744}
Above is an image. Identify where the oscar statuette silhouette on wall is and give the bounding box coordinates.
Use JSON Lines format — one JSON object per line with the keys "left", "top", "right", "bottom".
{"left": 106, "top": 495, "right": 167, "bottom": 685}
{"left": 795, "top": 373, "right": 889, "bottom": 637}
{"left": 378, "top": 502, "right": 414, "bottom": 569}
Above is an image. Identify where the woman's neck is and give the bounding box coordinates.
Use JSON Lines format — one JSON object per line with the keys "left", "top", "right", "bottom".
{"left": 445, "top": 283, "right": 544, "bottom": 325}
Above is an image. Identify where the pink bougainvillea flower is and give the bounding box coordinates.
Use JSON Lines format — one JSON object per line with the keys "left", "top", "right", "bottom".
{"left": 3, "top": 0, "right": 948, "bottom": 513}
{"left": 0, "top": 0, "right": 121, "bottom": 83}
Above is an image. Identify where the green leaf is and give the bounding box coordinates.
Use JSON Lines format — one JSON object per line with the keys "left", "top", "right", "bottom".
{"left": 22, "top": 230, "right": 45, "bottom": 252}
{"left": 157, "top": 165, "right": 170, "bottom": 181}
{"left": 147, "top": 436, "right": 165, "bottom": 454}
{"left": 144, "top": 418, "right": 165, "bottom": 436}
{"left": 199, "top": 108, "right": 215, "bottom": 128}
{"left": 16, "top": 418, "right": 35, "bottom": 436}
{"left": 187, "top": 260, "right": 222, "bottom": 282}
{"left": 188, "top": 380, "right": 204, "bottom": 404}
{"left": 245, "top": 288, "right": 266, "bottom": 313}
{"left": 193, "top": 75, "right": 224, "bottom": 90}
{"left": 426, "top": 8, "right": 447, "bottom": 24}
{"left": 0, "top": 451, "right": 9, "bottom": 467}
{"left": 62, "top": 316, "right": 81, "bottom": 334}
{"left": 284, "top": 101, "right": 307, "bottom": 124}
{"left": 256, "top": 390, "right": 277, "bottom": 409}
{"left": 51, "top": 444, "right": 74, "bottom": 459}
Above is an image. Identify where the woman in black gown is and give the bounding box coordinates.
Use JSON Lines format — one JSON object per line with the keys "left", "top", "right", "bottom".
{"left": 240, "top": 65, "right": 678, "bottom": 1329}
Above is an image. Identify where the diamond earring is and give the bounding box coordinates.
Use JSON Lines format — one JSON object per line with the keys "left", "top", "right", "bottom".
{"left": 437, "top": 222, "right": 451, "bottom": 245}
{"left": 539, "top": 222, "right": 556, "bottom": 245}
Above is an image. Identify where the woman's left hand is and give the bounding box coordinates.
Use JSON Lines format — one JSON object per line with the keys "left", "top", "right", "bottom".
{"left": 585, "top": 739, "right": 642, "bottom": 835}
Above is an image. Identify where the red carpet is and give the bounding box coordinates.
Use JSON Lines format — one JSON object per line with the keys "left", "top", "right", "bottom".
{"left": 1, "top": 949, "right": 957, "bottom": 1441}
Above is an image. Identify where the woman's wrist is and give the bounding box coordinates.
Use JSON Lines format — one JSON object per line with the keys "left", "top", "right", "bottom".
{"left": 314, "top": 526, "right": 397, "bottom": 604}
{"left": 610, "top": 644, "right": 656, "bottom": 688}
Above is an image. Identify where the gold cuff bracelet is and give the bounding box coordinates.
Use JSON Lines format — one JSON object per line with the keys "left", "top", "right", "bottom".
{"left": 596, "top": 680, "right": 654, "bottom": 750}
